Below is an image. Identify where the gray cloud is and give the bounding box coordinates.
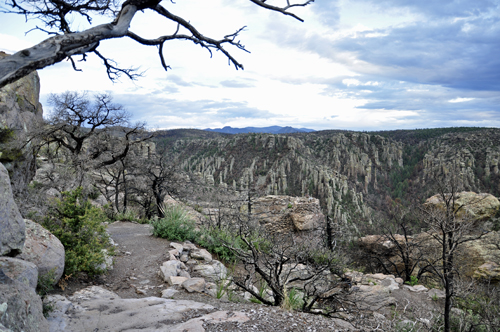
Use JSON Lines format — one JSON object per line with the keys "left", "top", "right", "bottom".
{"left": 358, "top": 0, "right": 499, "bottom": 18}
{"left": 110, "top": 93, "right": 275, "bottom": 126}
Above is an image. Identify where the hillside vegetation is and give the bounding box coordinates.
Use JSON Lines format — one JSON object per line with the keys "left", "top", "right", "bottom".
{"left": 155, "top": 127, "right": 500, "bottom": 233}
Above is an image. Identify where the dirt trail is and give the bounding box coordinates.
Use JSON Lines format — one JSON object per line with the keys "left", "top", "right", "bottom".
{"left": 104, "top": 221, "right": 170, "bottom": 298}
{"left": 53, "top": 221, "right": 170, "bottom": 298}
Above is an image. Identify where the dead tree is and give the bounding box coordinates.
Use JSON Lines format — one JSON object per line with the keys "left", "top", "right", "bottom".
{"left": 421, "top": 176, "right": 491, "bottom": 332}
{"left": 29, "top": 91, "right": 150, "bottom": 204}
{"left": 0, "top": 0, "right": 314, "bottom": 88}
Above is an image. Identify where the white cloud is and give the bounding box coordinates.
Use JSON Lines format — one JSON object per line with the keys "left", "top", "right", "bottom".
{"left": 448, "top": 97, "right": 475, "bottom": 103}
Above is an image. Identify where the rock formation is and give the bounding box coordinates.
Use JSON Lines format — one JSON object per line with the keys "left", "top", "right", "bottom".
{"left": 424, "top": 191, "right": 500, "bottom": 221}
{"left": 0, "top": 163, "right": 25, "bottom": 256}
{"left": 0, "top": 162, "right": 50, "bottom": 331}
{"left": 0, "top": 52, "right": 43, "bottom": 194}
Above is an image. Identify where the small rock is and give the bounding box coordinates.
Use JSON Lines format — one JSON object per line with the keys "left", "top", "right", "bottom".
{"left": 403, "top": 284, "right": 428, "bottom": 293}
{"left": 136, "top": 288, "right": 147, "bottom": 295}
{"left": 179, "top": 270, "right": 191, "bottom": 279}
{"left": 182, "top": 278, "right": 206, "bottom": 293}
{"left": 170, "top": 243, "right": 183, "bottom": 254}
{"left": 159, "top": 260, "right": 182, "bottom": 281}
{"left": 186, "top": 259, "right": 198, "bottom": 266}
{"left": 166, "top": 276, "right": 189, "bottom": 286}
{"left": 190, "top": 249, "right": 212, "bottom": 262}
{"left": 161, "top": 288, "right": 179, "bottom": 298}
{"left": 428, "top": 288, "right": 445, "bottom": 299}
{"left": 180, "top": 254, "right": 189, "bottom": 262}
{"left": 182, "top": 241, "right": 197, "bottom": 251}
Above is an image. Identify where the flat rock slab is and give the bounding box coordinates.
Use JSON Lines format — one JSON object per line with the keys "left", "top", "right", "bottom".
{"left": 45, "top": 286, "right": 249, "bottom": 332}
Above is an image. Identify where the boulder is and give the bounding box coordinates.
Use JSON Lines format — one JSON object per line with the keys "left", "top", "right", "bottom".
{"left": 249, "top": 195, "right": 326, "bottom": 234}
{"left": 358, "top": 234, "right": 408, "bottom": 256}
{"left": 349, "top": 284, "right": 396, "bottom": 311}
{"left": 424, "top": 192, "right": 500, "bottom": 221}
{"left": 0, "top": 256, "right": 38, "bottom": 289}
{"left": 0, "top": 279, "right": 49, "bottom": 332}
{"left": 0, "top": 55, "right": 43, "bottom": 194}
{"left": 0, "top": 163, "right": 25, "bottom": 256}
{"left": 17, "top": 219, "right": 65, "bottom": 285}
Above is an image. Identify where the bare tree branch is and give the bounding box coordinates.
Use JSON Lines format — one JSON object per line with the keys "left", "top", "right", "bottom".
{"left": 0, "top": 0, "right": 313, "bottom": 88}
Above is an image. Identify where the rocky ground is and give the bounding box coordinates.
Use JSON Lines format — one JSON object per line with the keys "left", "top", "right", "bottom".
{"left": 44, "top": 221, "right": 443, "bottom": 332}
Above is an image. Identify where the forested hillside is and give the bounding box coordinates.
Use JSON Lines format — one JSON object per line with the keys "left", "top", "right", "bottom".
{"left": 156, "top": 127, "right": 500, "bottom": 233}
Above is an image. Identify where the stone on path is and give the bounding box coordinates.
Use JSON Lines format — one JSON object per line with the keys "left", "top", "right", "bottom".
{"left": 182, "top": 278, "right": 206, "bottom": 293}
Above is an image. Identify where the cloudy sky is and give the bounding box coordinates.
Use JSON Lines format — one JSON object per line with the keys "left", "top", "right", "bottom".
{"left": 1, "top": 0, "right": 500, "bottom": 131}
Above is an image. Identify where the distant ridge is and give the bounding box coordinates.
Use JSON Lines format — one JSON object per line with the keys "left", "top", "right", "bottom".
{"left": 204, "top": 126, "right": 315, "bottom": 135}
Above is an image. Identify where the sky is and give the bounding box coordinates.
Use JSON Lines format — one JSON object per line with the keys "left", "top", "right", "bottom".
{"left": 1, "top": 0, "right": 500, "bottom": 131}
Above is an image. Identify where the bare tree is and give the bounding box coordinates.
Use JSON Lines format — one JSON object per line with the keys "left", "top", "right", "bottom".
{"left": 364, "top": 208, "right": 437, "bottom": 283}
{"left": 134, "top": 144, "right": 178, "bottom": 218}
{"left": 421, "top": 177, "right": 490, "bottom": 332}
{"left": 0, "top": 0, "right": 314, "bottom": 88}
{"left": 27, "top": 91, "right": 150, "bottom": 204}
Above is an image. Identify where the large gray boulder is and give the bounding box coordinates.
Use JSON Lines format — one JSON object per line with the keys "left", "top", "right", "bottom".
{"left": 0, "top": 163, "right": 25, "bottom": 256}
{"left": 0, "top": 52, "right": 43, "bottom": 194}
{"left": 17, "top": 220, "right": 65, "bottom": 285}
{"left": 0, "top": 257, "right": 38, "bottom": 289}
{"left": 0, "top": 279, "right": 49, "bottom": 332}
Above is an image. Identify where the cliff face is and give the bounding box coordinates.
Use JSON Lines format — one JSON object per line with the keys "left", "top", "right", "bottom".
{"left": 158, "top": 128, "right": 500, "bottom": 232}
{"left": 0, "top": 51, "right": 43, "bottom": 193}
{"left": 160, "top": 131, "right": 407, "bottom": 233}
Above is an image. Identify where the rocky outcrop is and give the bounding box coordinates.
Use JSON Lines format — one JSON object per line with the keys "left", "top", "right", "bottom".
{"left": 0, "top": 279, "right": 49, "bottom": 332}
{"left": 17, "top": 219, "right": 65, "bottom": 285}
{"left": 0, "top": 162, "right": 25, "bottom": 256}
{"left": 424, "top": 191, "right": 500, "bottom": 221}
{"left": 250, "top": 195, "right": 326, "bottom": 234}
{"left": 474, "top": 262, "right": 500, "bottom": 283}
{"left": 0, "top": 52, "right": 43, "bottom": 193}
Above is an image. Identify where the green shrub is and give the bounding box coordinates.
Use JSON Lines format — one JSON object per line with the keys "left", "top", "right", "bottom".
{"left": 42, "top": 187, "right": 112, "bottom": 277}
{"left": 283, "top": 287, "right": 303, "bottom": 311}
{"left": 405, "top": 275, "right": 419, "bottom": 286}
{"left": 151, "top": 205, "right": 273, "bottom": 264}
{"left": 150, "top": 205, "right": 198, "bottom": 242}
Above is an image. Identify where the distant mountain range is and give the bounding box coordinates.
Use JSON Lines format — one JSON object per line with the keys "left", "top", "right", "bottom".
{"left": 204, "top": 126, "right": 316, "bottom": 134}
